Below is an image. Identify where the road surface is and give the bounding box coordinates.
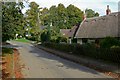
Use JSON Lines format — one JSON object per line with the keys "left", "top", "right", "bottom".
{"left": 9, "top": 41, "right": 111, "bottom": 78}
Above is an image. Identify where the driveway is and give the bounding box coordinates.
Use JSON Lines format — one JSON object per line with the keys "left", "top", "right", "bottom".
{"left": 9, "top": 41, "right": 111, "bottom": 78}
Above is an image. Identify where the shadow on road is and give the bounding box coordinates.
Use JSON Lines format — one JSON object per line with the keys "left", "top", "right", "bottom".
{"left": 29, "top": 45, "right": 101, "bottom": 75}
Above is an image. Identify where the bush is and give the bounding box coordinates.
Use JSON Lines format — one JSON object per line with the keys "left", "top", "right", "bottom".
{"left": 42, "top": 42, "right": 120, "bottom": 63}
{"left": 100, "top": 37, "right": 120, "bottom": 48}
{"left": 56, "top": 37, "right": 67, "bottom": 43}
{"left": 41, "top": 31, "right": 51, "bottom": 43}
{"left": 111, "top": 45, "right": 120, "bottom": 49}
{"left": 26, "top": 36, "right": 36, "bottom": 41}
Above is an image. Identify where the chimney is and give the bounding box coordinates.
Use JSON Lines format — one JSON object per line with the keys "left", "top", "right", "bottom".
{"left": 106, "top": 5, "right": 111, "bottom": 15}
{"left": 83, "top": 10, "right": 87, "bottom": 20}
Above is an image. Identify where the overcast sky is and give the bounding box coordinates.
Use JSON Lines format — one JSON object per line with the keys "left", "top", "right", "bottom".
{"left": 22, "top": 0, "right": 120, "bottom": 16}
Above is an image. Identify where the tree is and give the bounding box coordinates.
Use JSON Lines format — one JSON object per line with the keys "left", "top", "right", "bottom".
{"left": 40, "top": 7, "right": 49, "bottom": 26}
{"left": 57, "top": 3, "right": 67, "bottom": 29}
{"left": 41, "top": 4, "right": 84, "bottom": 29}
{"left": 66, "top": 4, "right": 83, "bottom": 29}
{"left": 85, "top": 9, "right": 99, "bottom": 18}
{"left": 41, "top": 29, "right": 51, "bottom": 43}
{"left": 25, "top": 2, "right": 41, "bottom": 41}
{"left": 40, "top": 4, "right": 100, "bottom": 43}
{"left": 25, "top": 2, "right": 40, "bottom": 35}
{"left": 2, "top": 2, "right": 24, "bottom": 42}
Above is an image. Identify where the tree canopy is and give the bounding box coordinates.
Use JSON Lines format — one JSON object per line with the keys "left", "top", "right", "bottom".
{"left": 25, "top": 2, "right": 40, "bottom": 34}
{"left": 2, "top": 1, "right": 100, "bottom": 42}
{"left": 39, "top": 3, "right": 99, "bottom": 42}
{"left": 2, "top": 2, "right": 24, "bottom": 42}
{"left": 41, "top": 4, "right": 84, "bottom": 30}
{"left": 85, "top": 9, "right": 99, "bottom": 18}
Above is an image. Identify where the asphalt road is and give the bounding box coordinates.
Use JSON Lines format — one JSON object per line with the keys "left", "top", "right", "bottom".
{"left": 9, "top": 41, "right": 111, "bottom": 78}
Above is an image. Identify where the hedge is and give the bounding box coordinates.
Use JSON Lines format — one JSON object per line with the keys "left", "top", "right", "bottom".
{"left": 42, "top": 42, "right": 120, "bottom": 63}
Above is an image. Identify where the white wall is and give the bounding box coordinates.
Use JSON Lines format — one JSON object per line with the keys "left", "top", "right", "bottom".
{"left": 77, "top": 39, "right": 82, "bottom": 44}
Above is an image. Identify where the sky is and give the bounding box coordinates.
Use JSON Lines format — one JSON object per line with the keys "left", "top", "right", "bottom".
{"left": 22, "top": 0, "right": 120, "bottom": 16}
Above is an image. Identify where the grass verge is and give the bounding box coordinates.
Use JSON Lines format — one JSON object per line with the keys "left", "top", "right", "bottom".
{"left": 15, "top": 38, "right": 30, "bottom": 43}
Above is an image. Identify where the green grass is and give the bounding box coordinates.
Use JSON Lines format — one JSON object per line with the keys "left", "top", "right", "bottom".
{"left": 2, "top": 47, "right": 13, "bottom": 56}
{"left": 15, "top": 38, "right": 30, "bottom": 43}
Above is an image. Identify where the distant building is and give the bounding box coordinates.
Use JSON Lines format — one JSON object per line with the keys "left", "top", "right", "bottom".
{"left": 60, "top": 29, "right": 71, "bottom": 38}
{"left": 60, "top": 25, "right": 79, "bottom": 43}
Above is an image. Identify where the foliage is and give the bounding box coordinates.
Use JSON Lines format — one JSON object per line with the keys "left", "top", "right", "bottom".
{"left": 2, "top": 47, "right": 13, "bottom": 55}
{"left": 26, "top": 32, "right": 41, "bottom": 42}
{"left": 26, "top": 36, "right": 35, "bottom": 41}
{"left": 111, "top": 45, "right": 120, "bottom": 49}
{"left": 40, "top": 8, "right": 49, "bottom": 26}
{"left": 39, "top": 4, "right": 99, "bottom": 42}
{"left": 41, "top": 29, "right": 67, "bottom": 43}
{"left": 85, "top": 9, "right": 99, "bottom": 18}
{"left": 100, "top": 37, "right": 120, "bottom": 48}
{"left": 41, "top": 29, "right": 51, "bottom": 43}
{"left": 41, "top": 4, "right": 84, "bottom": 30}
{"left": 66, "top": 4, "right": 83, "bottom": 28}
{"left": 25, "top": 2, "right": 41, "bottom": 36}
{"left": 42, "top": 42, "right": 120, "bottom": 63}
{"left": 56, "top": 37, "right": 67, "bottom": 43}
{"left": 25, "top": 3, "right": 100, "bottom": 42}
{"left": 2, "top": 2, "right": 24, "bottom": 42}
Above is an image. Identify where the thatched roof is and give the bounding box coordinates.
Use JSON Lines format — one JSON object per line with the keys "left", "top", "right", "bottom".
{"left": 60, "top": 26, "right": 78, "bottom": 38}
{"left": 60, "top": 29, "right": 70, "bottom": 37}
{"left": 75, "top": 12, "right": 120, "bottom": 38}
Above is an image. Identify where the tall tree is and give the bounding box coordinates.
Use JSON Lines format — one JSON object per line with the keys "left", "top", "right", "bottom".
{"left": 25, "top": 2, "right": 42, "bottom": 42}
{"left": 67, "top": 4, "right": 83, "bottom": 28}
{"left": 57, "top": 3, "right": 67, "bottom": 29}
{"left": 85, "top": 9, "right": 99, "bottom": 18}
{"left": 2, "top": 2, "right": 24, "bottom": 42}
{"left": 41, "top": 4, "right": 84, "bottom": 29}
{"left": 25, "top": 2, "right": 40, "bottom": 35}
{"left": 40, "top": 7, "right": 49, "bottom": 26}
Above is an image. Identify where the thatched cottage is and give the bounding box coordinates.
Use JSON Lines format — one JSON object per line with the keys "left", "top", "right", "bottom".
{"left": 75, "top": 11, "right": 120, "bottom": 44}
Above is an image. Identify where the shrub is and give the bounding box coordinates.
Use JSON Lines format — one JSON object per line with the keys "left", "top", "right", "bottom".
{"left": 56, "top": 37, "right": 67, "bottom": 43}
{"left": 26, "top": 36, "right": 36, "bottom": 41}
{"left": 42, "top": 42, "right": 120, "bottom": 63}
{"left": 111, "top": 45, "right": 120, "bottom": 49}
{"left": 100, "top": 37, "right": 120, "bottom": 48}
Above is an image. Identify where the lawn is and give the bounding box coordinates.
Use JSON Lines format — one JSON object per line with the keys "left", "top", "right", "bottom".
{"left": 15, "top": 38, "right": 30, "bottom": 43}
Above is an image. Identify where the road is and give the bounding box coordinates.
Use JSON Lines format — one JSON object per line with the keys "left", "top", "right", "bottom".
{"left": 9, "top": 41, "right": 111, "bottom": 78}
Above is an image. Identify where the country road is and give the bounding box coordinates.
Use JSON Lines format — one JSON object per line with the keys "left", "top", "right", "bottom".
{"left": 9, "top": 41, "right": 111, "bottom": 78}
